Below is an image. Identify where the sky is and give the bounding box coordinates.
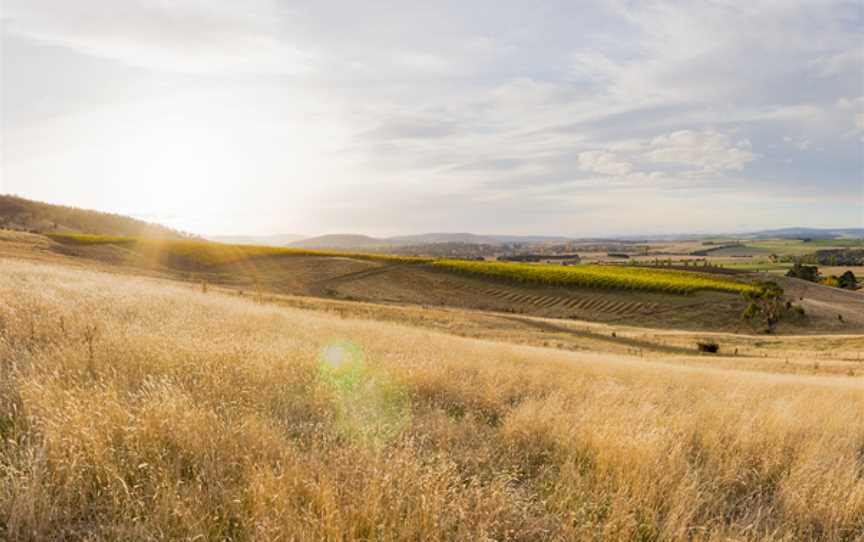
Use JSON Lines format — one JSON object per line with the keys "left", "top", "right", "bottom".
{"left": 1, "top": 0, "right": 862, "bottom": 237}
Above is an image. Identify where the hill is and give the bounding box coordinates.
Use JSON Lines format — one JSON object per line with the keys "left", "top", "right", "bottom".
{"left": 281, "top": 228, "right": 864, "bottom": 251}
{"left": 207, "top": 233, "right": 306, "bottom": 246}
{"left": 389, "top": 232, "right": 505, "bottom": 245}
{"left": 289, "top": 234, "right": 394, "bottom": 250}
{"left": 295, "top": 232, "right": 577, "bottom": 249}
{"left": 746, "top": 227, "right": 864, "bottom": 240}
{"left": 1, "top": 257, "right": 861, "bottom": 540}
{"left": 0, "top": 195, "right": 191, "bottom": 239}
{"left": 0, "top": 196, "right": 582, "bottom": 250}
{"left": 6, "top": 231, "right": 864, "bottom": 335}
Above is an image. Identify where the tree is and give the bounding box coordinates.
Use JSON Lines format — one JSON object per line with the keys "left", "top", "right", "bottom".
{"left": 742, "top": 281, "right": 786, "bottom": 333}
{"left": 838, "top": 270, "right": 858, "bottom": 289}
{"left": 786, "top": 262, "right": 819, "bottom": 282}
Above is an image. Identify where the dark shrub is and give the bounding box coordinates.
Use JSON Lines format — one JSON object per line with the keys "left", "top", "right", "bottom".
{"left": 697, "top": 341, "right": 720, "bottom": 353}
{"left": 838, "top": 270, "right": 858, "bottom": 289}
{"left": 786, "top": 263, "right": 819, "bottom": 282}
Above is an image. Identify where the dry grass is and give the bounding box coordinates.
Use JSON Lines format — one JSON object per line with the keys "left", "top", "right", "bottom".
{"left": 1, "top": 259, "right": 862, "bottom": 541}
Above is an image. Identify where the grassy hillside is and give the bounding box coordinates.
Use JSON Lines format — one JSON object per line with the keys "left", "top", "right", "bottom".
{"left": 1, "top": 259, "right": 862, "bottom": 540}
{"left": 46, "top": 233, "right": 423, "bottom": 266}
{"left": 49, "top": 233, "right": 756, "bottom": 295}
{"left": 0, "top": 195, "right": 190, "bottom": 239}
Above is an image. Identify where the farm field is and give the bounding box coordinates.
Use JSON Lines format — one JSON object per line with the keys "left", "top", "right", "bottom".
{"left": 720, "top": 261, "right": 793, "bottom": 273}
{"left": 430, "top": 259, "right": 757, "bottom": 294}
{"left": 1, "top": 257, "right": 863, "bottom": 541}
{"left": 748, "top": 239, "right": 864, "bottom": 253}
{"left": 821, "top": 265, "right": 864, "bottom": 277}
{"left": 578, "top": 237, "right": 863, "bottom": 277}
{"left": 48, "top": 233, "right": 755, "bottom": 294}
{"left": 4, "top": 231, "right": 863, "bottom": 334}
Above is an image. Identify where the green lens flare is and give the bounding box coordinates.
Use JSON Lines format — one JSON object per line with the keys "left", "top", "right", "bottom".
{"left": 317, "top": 341, "right": 411, "bottom": 447}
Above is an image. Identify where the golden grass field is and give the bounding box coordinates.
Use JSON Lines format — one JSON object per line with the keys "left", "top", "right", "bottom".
{"left": 1, "top": 258, "right": 863, "bottom": 541}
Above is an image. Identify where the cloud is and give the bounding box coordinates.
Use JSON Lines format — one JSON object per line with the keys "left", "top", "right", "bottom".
{"left": 576, "top": 151, "right": 633, "bottom": 176}
{"left": 2, "top": 0, "right": 317, "bottom": 74}
{"left": 837, "top": 96, "right": 864, "bottom": 132}
{"left": 3, "top": 0, "right": 862, "bottom": 235}
{"left": 837, "top": 96, "right": 864, "bottom": 110}
{"left": 783, "top": 136, "right": 812, "bottom": 151}
{"left": 810, "top": 48, "right": 864, "bottom": 78}
{"left": 645, "top": 131, "right": 756, "bottom": 172}
{"left": 363, "top": 116, "right": 466, "bottom": 141}
{"left": 570, "top": 130, "right": 757, "bottom": 183}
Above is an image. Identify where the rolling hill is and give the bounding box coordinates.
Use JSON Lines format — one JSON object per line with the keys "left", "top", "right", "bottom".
{"left": 289, "top": 234, "right": 395, "bottom": 250}
{"left": 207, "top": 233, "right": 306, "bottom": 246}
{"left": 746, "top": 227, "right": 864, "bottom": 240}
{"left": 5, "top": 229, "right": 862, "bottom": 335}
{"left": 0, "top": 194, "right": 191, "bottom": 240}
{"left": 2, "top": 254, "right": 862, "bottom": 541}
{"left": 292, "top": 232, "right": 577, "bottom": 250}
{"left": 388, "top": 232, "right": 508, "bottom": 245}
{"left": 2, "top": 197, "right": 862, "bottom": 336}
{"left": 8, "top": 194, "right": 859, "bottom": 250}
{"left": 2, "top": 199, "right": 863, "bottom": 540}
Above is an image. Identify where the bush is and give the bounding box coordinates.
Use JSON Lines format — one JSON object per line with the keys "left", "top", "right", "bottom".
{"left": 697, "top": 340, "right": 720, "bottom": 353}
{"left": 838, "top": 270, "right": 858, "bottom": 289}
{"left": 786, "top": 263, "right": 819, "bottom": 282}
{"left": 742, "top": 281, "right": 786, "bottom": 332}
{"left": 820, "top": 276, "right": 840, "bottom": 288}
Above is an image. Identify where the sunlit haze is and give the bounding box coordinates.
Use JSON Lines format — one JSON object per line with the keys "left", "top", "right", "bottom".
{"left": 2, "top": 1, "right": 862, "bottom": 237}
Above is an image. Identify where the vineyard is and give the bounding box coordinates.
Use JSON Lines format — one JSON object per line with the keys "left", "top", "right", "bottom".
{"left": 48, "top": 234, "right": 758, "bottom": 294}
{"left": 431, "top": 260, "right": 758, "bottom": 294}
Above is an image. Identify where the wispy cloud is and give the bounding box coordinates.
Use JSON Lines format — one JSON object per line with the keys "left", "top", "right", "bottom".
{"left": 2, "top": 0, "right": 317, "bottom": 74}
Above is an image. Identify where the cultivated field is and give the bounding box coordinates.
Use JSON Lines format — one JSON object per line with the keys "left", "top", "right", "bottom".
{"left": 431, "top": 260, "right": 756, "bottom": 294}
{"left": 21, "top": 231, "right": 863, "bottom": 334}
{"left": 1, "top": 259, "right": 863, "bottom": 541}
{"left": 49, "top": 234, "right": 756, "bottom": 295}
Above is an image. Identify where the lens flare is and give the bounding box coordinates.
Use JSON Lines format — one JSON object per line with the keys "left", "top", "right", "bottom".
{"left": 317, "top": 340, "right": 411, "bottom": 447}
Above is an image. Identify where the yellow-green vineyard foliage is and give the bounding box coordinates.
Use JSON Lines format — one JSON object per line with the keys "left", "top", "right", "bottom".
{"left": 46, "top": 234, "right": 425, "bottom": 266}
{"left": 431, "top": 260, "right": 758, "bottom": 295}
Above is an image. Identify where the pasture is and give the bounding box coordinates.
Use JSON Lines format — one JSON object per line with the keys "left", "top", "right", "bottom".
{"left": 1, "top": 258, "right": 862, "bottom": 541}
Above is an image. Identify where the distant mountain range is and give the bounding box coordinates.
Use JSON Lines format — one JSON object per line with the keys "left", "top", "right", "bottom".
{"left": 388, "top": 232, "right": 575, "bottom": 245}
{"left": 207, "top": 233, "right": 306, "bottom": 246}
{"left": 2, "top": 195, "right": 860, "bottom": 248}
{"left": 286, "top": 232, "right": 577, "bottom": 250}
{"left": 289, "top": 234, "right": 391, "bottom": 250}
{"left": 744, "top": 227, "right": 864, "bottom": 240}
{"left": 285, "top": 228, "right": 864, "bottom": 250}
{"left": 618, "top": 228, "right": 864, "bottom": 242}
